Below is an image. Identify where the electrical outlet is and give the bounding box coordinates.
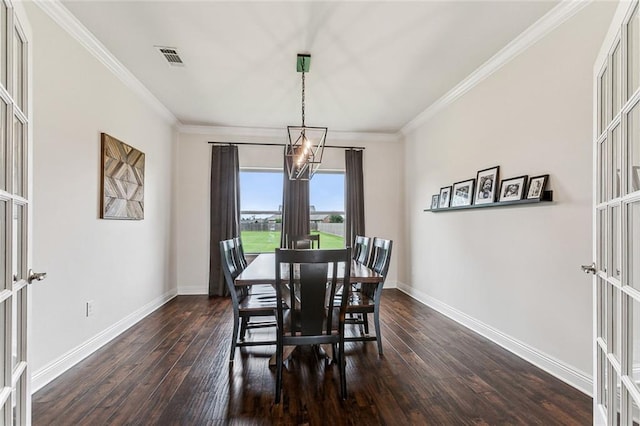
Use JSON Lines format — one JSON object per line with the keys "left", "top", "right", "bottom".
{"left": 86, "top": 300, "right": 94, "bottom": 317}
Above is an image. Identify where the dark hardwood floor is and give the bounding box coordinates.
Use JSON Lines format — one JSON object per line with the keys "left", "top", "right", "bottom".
{"left": 33, "top": 290, "right": 591, "bottom": 425}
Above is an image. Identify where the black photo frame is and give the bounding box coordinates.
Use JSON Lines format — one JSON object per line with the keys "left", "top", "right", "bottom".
{"left": 438, "top": 186, "right": 452, "bottom": 208}
{"left": 451, "top": 179, "right": 475, "bottom": 207}
{"left": 499, "top": 175, "right": 528, "bottom": 202}
{"left": 526, "top": 174, "right": 549, "bottom": 200}
{"left": 430, "top": 194, "right": 439, "bottom": 210}
{"left": 474, "top": 166, "right": 499, "bottom": 205}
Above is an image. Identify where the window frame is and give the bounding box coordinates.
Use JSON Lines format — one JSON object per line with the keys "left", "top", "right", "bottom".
{"left": 239, "top": 168, "right": 346, "bottom": 253}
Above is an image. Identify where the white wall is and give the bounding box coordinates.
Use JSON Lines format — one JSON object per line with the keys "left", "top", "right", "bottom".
{"left": 402, "top": 1, "right": 616, "bottom": 393}
{"left": 26, "top": 3, "right": 178, "bottom": 388}
{"left": 175, "top": 127, "right": 404, "bottom": 295}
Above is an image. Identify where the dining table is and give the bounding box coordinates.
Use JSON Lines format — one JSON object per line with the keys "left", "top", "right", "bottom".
{"left": 234, "top": 252, "right": 383, "bottom": 286}
{"left": 234, "top": 251, "right": 383, "bottom": 366}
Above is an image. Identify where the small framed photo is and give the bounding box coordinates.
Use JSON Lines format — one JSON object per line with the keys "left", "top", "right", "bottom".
{"left": 430, "top": 194, "right": 439, "bottom": 210}
{"left": 451, "top": 179, "right": 475, "bottom": 207}
{"left": 499, "top": 175, "right": 528, "bottom": 202}
{"left": 438, "top": 186, "right": 451, "bottom": 208}
{"left": 526, "top": 174, "right": 549, "bottom": 200}
{"left": 474, "top": 166, "right": 499, "bottom": 205}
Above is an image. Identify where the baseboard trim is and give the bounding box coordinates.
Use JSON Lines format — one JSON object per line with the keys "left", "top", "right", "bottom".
{"left": 383, "top": 280, "right": 398, "bottom": 289}
{"left": 395, "top": 282, "right": 592, "bottom": 396}
{"left": 32, "top": 289, "right": 178, "bottom": 394}
{"left": 177, "top": 285, "right": 208, "bottom": 295}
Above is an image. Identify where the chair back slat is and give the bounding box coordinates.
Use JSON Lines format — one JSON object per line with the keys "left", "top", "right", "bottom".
{"left": 220, "top": 239, "right": 242, "bottom": 303}
{"left": 299, "top": 263, "right": 330, "bottom": 335}
{"left": 288, "top": 234, "right": 320, "bottom": 249}
{"left": 368, "top": 238, "right": 393, "bottom": 279}
{"left": 276, "top": 248, "right": 350, "bottom": 338}
{"left": 233, "top": 237, "right": 248, "bottom": 269}
{"left": 353, "top": 235, "right": 371, "bottom": 265}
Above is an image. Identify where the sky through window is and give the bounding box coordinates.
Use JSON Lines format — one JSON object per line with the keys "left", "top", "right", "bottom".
{"left": 240, "top": 171, "right": 344, "bottom": 213}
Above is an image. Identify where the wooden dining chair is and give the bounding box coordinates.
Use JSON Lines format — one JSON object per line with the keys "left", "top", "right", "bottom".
{"left": 352, "top": 235, "right": 371, "bottom": 265}
{"left": 233, "top": 236, "right": 273, "bottom": 296}
{"left": 344, "top": 237, "right": 392, "bottom": 356}
{"left": 274, "top": 248, "right": 351, "bottom": 403}
{"left": 220, "top": 239, "right": 278, "bottom": 365}
{"left": 288, "top": 234, "right": 320, "bottom": 249}
{"left": 233, "top": 236, "right": 248, "bottom": 269}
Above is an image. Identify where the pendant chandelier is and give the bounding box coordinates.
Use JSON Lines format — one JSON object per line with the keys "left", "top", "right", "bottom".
{"left": 286, "top": 54, "right": 327, "bottom": 180}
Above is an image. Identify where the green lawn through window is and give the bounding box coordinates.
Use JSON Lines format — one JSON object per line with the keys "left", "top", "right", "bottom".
{"left": 240, "top": 231, "right": 345, "bottom": 253}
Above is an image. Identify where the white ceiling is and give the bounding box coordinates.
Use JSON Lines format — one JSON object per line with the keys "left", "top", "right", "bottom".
{"left": 60, "top": 0, "right": 559, "bottom": 134}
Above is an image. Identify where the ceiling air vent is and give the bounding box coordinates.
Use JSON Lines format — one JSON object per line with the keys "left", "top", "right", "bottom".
{"left": 156, "top": 46, "right": 184, "bottom": 66}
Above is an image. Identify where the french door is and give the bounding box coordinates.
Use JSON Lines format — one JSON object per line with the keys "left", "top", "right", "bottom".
{"left": 0, "top": 0, "right": 32, "bottom": 424}
{"left": 594, "top": 1, "right": 640, "bottom": 424}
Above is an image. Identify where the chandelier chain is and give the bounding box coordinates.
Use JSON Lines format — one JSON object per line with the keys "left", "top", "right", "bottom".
{"left": 301, "top": 68, "right": 305, "bottom": 128}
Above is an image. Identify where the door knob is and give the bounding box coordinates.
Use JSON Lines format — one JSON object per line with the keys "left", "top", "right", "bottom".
{"left": 27, "top": 269, "right": 47, "bottom": 284}
{"left": 581, "top": 262, "right": 597, "bottom": 275}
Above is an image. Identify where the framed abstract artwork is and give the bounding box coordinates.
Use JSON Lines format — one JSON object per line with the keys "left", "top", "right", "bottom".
{"left": 100, "top": 133, "right": 145, "bottom": 220}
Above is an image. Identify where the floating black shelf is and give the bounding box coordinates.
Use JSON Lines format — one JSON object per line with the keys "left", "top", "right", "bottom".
{"left": 424, "top": 191, "right": 553, "bottom": 212}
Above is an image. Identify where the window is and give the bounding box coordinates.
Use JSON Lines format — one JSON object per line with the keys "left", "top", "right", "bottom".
{"left": 239, "top": 170, "right": 345, "bottom": 253}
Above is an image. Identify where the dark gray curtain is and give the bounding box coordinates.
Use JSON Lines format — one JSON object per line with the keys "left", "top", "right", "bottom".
{"left": 209, "top": 145, "right": 241, "bottom": 296}
{"left": 280, "top": 149, "right": 310, "bottom": 248}
{"left": 345, "top": 149, "right": 365, "bottom": 247}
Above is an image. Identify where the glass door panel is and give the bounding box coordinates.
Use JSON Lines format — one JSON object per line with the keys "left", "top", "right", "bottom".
{"left": 0, "top": 303, "right": 5, "bottom": 389}
{"left": 599, "top": 277, "right": 607, "bottom": 339}
{"left": 631, "top": 297, "right": 640, "bottom": 389}
{"left": 11, "top": 289, "right": 23, "bottom": 369}
{"left": 613, "top": 125, "right": 622, "bottom": 199}
{"left": 0, "top": 101, "right": 5, "bottom": 191}
{"left": 599, "top": 208, "right": 607, "bottom": 275}
{"left": 629, "top": 201, "right": 640, "bottom": 290}
{"left": 0, "top": 201, "right": 4, "bottom": 291}
{"left": 613, "top": 43, "right": 622, "bottom": 119}
{"left": 600, "top": 138, "right": 608, "bottom": 203}
{"left": 12, "top": 28, "right": 22, "bottom": 112}
{"left": 0, "top": 2, "right": 6, "bottom": 91}
{"left": 602, "top": 67, "right": 610, "bottom": 133}
{"left": 11, "top": 204, "right": 21, "bottom": 283}
{"left": 629, "top": 4, "right": 640, "bottom": 100}
{"left": 12, "top": 117, "right": 21, "bottom": 197}
{"left": 611, "top": 285, "right": 621, "bottom": 359}
{"left": 1, "top": 3, "right": 31, "bottom": 424}
{"left": 611, "top": 205, "right": 621, "bottom": 280}
{"left": 603, "top": 347, "right": 610, "bottom": 409}
{"left": 599, "top": 3, "right": 640, "bottom": 424}
{"left": 627, "top": 101, "right": 640, "bottom": 194}
{"left": 611, "top": 368, "right": 622, "bottom": 425}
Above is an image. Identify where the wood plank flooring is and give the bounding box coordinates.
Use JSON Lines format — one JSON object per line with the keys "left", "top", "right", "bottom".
{"left": 33, "top": 290, "right": 592, "bottom": 425}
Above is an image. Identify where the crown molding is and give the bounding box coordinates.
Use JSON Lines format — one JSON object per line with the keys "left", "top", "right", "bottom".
{"left": 34, "top": 0, "right": 179, "bottom": 126}
{"left": 401, "top": 0, "right": 591, "bottom": 135}
{"left": 179, "top": 124, "right": 402, "bottom": 144}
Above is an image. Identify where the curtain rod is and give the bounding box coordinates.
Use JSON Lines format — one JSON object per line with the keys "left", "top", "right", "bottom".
{"left": 208, "top": 141, "right": 365, "bottom": 150}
